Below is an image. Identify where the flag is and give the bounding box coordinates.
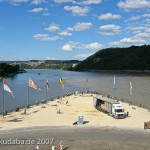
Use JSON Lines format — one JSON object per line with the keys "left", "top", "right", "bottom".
{"left": 28, "top": 77, "right": 41, "bottom": 91}
{"left": 113, "top": 75, "right": 116, "bottom": 89}
{"left": 60, "top": 78, "right": 64, "bottom": 89}
{"left": 46, "top": 79, "right": 50, "bottom": 90}
{"left": 130, "top": 81, "right": 132, "bottom": 95}
{"left": 3, "top": 79, "right": 14, "bottom": 98}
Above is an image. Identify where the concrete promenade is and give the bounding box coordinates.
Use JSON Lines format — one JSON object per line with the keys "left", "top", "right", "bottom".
{"left": 0, "top": 126, "right": 150, "bottom": 150}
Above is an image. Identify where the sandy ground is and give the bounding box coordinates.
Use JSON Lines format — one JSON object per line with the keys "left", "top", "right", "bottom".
{"left": 0, "top": 94, "right": 150, "bottom": 131}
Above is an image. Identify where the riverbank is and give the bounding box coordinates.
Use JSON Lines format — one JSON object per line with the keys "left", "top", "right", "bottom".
{"left": 0, "top": 70, "right": 26, "bottom": 80}
{"left": 0, "top": 93, "right": 150, "bottom": 131}
{"left": 76, "top": 69, "right": 150, "bottom": 75}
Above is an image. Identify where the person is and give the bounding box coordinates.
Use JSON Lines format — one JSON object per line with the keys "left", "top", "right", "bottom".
{"left": 57, "top": 141, "right": 63, "bottom": 150}
{"left": 56, "top": 106, "right": 60, "bottom": 114}
{"left": 52, "top": 145, "right": 56, "bottom": 150}
{"left": 24, "top": 109, "right": 26, "bottom": 115}
{"left": 144, "top": 122, "right": 147, "bottom": 129}
{"left": 66, "top": 101, "right": 68, "bottom": 106}
{"left": 36, "top": 145, "right": 40, "bottom": 150}
{"left": 60, "top": 98, "right": 64, "bottom": 104}
{"left": 41, "top": 105, "right": 46, "bottom": 108}
{"left": 126, "top": 111, "right": 129, "bottom": 117}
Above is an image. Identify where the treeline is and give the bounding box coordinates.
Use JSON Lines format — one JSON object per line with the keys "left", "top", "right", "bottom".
{"left": 0, "top": 63, "right": 20, "bottom": 77}
{"left": 37, "top": 60, "right": 80, "bottom": 70}
{"left": 20, "top": 60, "right": 80, "bottom": 70}
{"left": 74, "top": 45, "right": 150, "bottom": 71}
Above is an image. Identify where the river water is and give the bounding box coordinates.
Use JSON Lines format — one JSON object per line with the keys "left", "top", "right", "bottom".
{"left": 0, "top": 69, "right": 150, "bottom": 113}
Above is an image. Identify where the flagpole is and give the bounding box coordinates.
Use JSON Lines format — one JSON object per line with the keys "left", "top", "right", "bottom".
{"left": 28, "top": 77, "right": 41, "bottom": 107}
{"left": 45, "top": 76, "right": 47, "bottom": 101}
{"left": 46, "top": 80, "right": 47, "bottom": 101}
{"left": 60, "top": 77, "right": 64, "bottom": 96}
{"left": 85, "top": 75, "right": 88, "bottom": 92}
{"left": 85, "top": 75, "right": 86, "bottom": 92}
{"left": 2, "top": 86, "right": 4, "bottom": 118}
{"left": 129, "top": 80, "right": 130, "bottom": 104}
{"left": 129, "top": 92, "right": 131, "bottom": 105}
{"left": 2, "top": 79, "right": 15, "bottom": 116}
{"left": 113, "top": 70, "right": 116, "bottom": 90}
{"left": 129, "top": 81, "right": 132, "bottom": 105}
{"left": 27, "top": 78, "right": 29, "bottom": 108}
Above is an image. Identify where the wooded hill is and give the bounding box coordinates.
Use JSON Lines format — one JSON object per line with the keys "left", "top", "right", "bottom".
{"left": 0, "top": 63, "right": 21, "bottom": 77}
{"left": 74, "top": 45, "right": 150, "bottom": 71}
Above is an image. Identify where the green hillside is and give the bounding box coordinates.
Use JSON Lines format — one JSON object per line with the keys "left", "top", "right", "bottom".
{"left": 20, "top": 60, "right": 80, "bottom": 70}
{"left": 74, "top": 45, "right": 150, "bottom": 71}
{"left": 0, "top": 63, "right": 23, "bottom": 78}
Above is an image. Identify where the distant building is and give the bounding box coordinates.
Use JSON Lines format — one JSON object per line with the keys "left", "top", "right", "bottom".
{"left": 72, "top": 63, "right": 77, "bottom": 68}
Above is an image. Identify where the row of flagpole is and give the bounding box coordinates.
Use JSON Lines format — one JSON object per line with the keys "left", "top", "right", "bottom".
{"left": 27, "top": 77, "right": 65, "bottom": 108}
{"left": 1, "top": 77, "right": 65, "bottom": 118}
{"left": 1, "top": 75, "right": 133, "bottom": 117}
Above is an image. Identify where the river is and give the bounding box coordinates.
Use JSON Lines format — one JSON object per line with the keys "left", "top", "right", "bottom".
{"left": 0, "top": 69, "right": 150, "bottom": 113}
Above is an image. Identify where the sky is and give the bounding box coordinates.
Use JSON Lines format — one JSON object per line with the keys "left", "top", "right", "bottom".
{"left": 0, "top": 0, "right": 150, "bottom": 61}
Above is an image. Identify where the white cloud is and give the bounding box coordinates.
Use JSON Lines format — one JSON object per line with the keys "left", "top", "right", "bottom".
{"left": 54, "top": 0, "right": 102, "bottom": 5}
{"left": 82, "top": 0, "right": 102, "bottom": 5}
{"left": 143, "top": 14, "right": 150, "bottom": 17}
{"left": 145, "top": 28, "right": 150, "bottom": 32}
{"left": 8, "top": 0, "right": 29, "bottom": 5}
{"left": 28, "top": 8, "right": 45, "bottom": 13}
{"left": 62, "top": 44, "right": 73, "bottom": 51}
{"left": 43, "top": 13, "right": 50, "bottom": 16}
{"left": 100, "top": 24, "right": 121, "bottom": 30}
{"left": 100, "top": 32, "right": 116, "bottom": 36}
{"left": 135, "top": 32, "right": 150, "bottom": 38}
{"left": 64, "top": 6, "right": 90, "bottom": 16}
{"left": 44, "top": 24, "right": 60, "bottom": 32}
{"left": 98, "top": 13, "right": 121, "bottom": 20}
{"left": 31, "top": 0, "right": 47, "bottom": 5}
{"left": 73, "top": 22, "right": 93, "bottom": 31}
{"left": 127, "top": 16, "right": 141, "bottom": 21}
{"left": 109, "top": 37, "right": 146, "bottom": 46}
{"left": 62, "top": 41, "right": 79, "bottom": 51}
{"left": 58, "top": 30, "right": 72, "bottom": 36}
{"left": 11, "top": 0, "right": 28, "bottom": 2}
{"left": 33, "top": 34, "right": 62, "bottom": 41}
{"left": 54, "top": 0, "right": 74, "bottom": 3}
{"left": 84, "top": 42, "right": 102, "bottom": 50}
{"left": 1, "top": 0, "right": 47, "bottom": 5}
{"left": 66, "top": 27, "right": 74, "bottom": 31}
{"left": 62, "top": 41, "right": 102, "bottom": 51}
{"left": 127, "top": 26, "right": 146, "bottom": 31}
{"left": 126, "top": 14, "right": 150, "bottom": 22}
{"left": 99, "top": 24, "right": 121, "bottom": 35}
{"left": 118, "top": 0, "right": 150, "bottom": 10}
{"left": 135, "top": 27, "right": 150, "bottom": 38}
{"left": 44, "top": 24, "right": 74, "bottom": 36}
{"left": 74, "top": 53, "right": 93, "bottom": 60}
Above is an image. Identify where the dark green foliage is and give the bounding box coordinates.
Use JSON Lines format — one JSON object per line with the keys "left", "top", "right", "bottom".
{"left": 74, "top": 45, "right": 150, "bottom": 71}
{"left": 0, "top": 63, "right": 20, "bottom": 77}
